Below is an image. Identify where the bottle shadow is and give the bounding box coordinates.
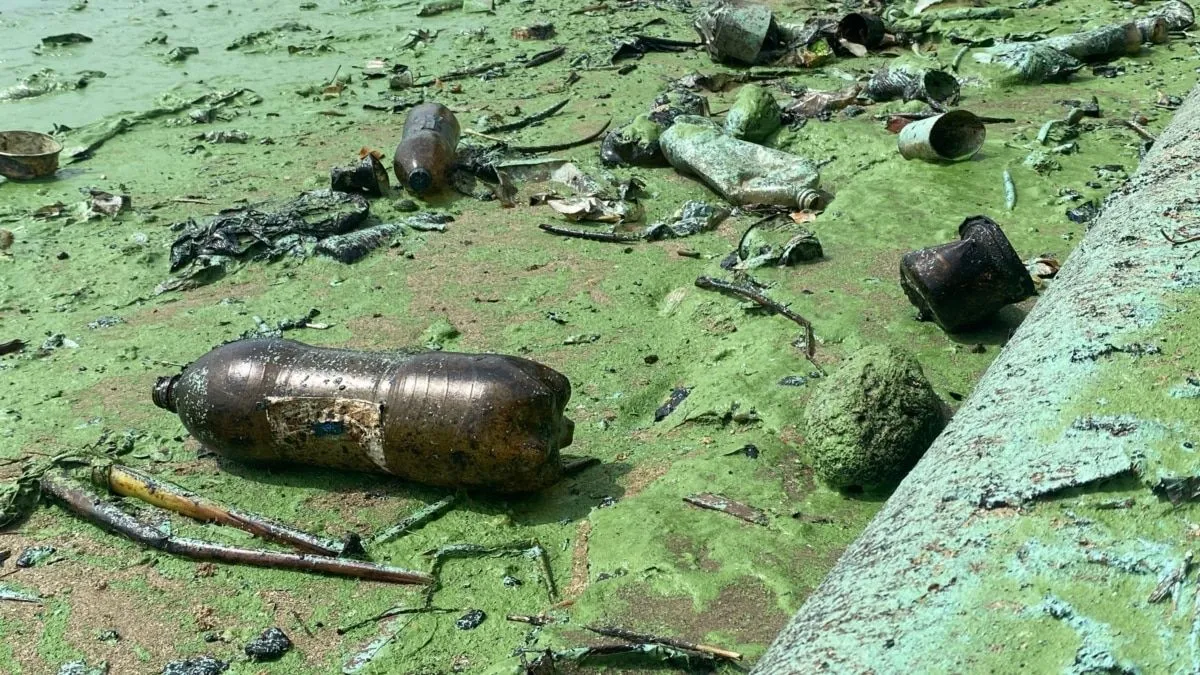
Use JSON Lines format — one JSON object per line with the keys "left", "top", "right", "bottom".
{"left": 214, "top": 455, "right": 632, "bottom": 529}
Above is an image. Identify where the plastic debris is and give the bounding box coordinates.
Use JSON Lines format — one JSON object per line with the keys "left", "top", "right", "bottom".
{"left": 244, "top": 627, "right": 293, "bottom": 662}
{"left": 643, "top": 200, "right": 730, "bottom": 239}
{"left": 660, "top": 116, "right": 819, "bottom": 208}
{"left": 724, "top": 85, "right": 781, "bottom": 142}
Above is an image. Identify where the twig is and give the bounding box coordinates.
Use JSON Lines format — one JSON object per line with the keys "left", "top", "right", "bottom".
{"left": 525, "top": 45, "right": 566, "bottom": 68}
{"left": 1149, "top": 550, "right": 1193, "bottom": 604}
{"left": 328, "top": 65, "right": 342, "bottom": 86}
{"left": 539, "top": 223, "right": 642, "bottom": 243}
{"left": 369, "top": 494, "right": 458, "bottom": 547}
{"left": 424, "top": 61, "right": 505, "bottom": 85}
{"left": 584, "top": 624, "right": 743, "bottom": 661}
{"left": 41, "top": 471, "right": 433, "bottom": 585}
{"left": 508, "top": 614, "right": 555, "bottom": 626}
{"left": 98, "top": 464, "right": 346, "bottom": 557}
{"left": 463, "top": 129, "right": 506, "bottom": 143}
{"left": 169, "top": 198, "right": 216, "bottom": 205}
{"left": 510, "top": 119, "right": 611, "bottom": 153}
{"left": 879, "top": 113, "right": 1015, "bottom": 124}
{"left": 951, "top": 45, "right": 970, "bottom": 72}
{"left": 481, "top": 99, "right": 570, "bottom": 134}
{"left": 1003, "top": 169, "right": 1016, "bottom": 211}
{"left": 694, "top": 276, "right": 816, "bottom": 358}
{"left": 1162, "top": 228, "right": 1200, "bottom": 246}
{"left": 337, "top": 605, "right": 456, "bottom": 635}
{"left": 683, "top": 493, "right": 768, "bottom": 526}
{"left": 1121, "top": 119, "right": 1156, "bottom": 142}
{"left": 291, "top": 609, "right": 315, "bottom": 637}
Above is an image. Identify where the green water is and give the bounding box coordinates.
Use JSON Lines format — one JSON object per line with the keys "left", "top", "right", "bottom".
{"left": 0, "top": 0, "right": 1195, "bottom": 671}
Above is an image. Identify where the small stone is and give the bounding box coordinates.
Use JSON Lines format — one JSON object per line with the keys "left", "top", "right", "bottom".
{"left": 644, "top": 354, "right": 659, "bottom": 364}
{"left": 56, "top": 251, "right": 70, "bottom": 260}
{"left": 804, "top": 345, "right": 946, "bottom": 489}
{"left": 502, "top": 575, "right": 522, "bottom": 587}
{"left": 159, "top": 656, "right": 228, "bottom": 675}
{"left": 16, "top": 546, "right": 56, "bottom": 568}
{"left": 455, "top": 609, "right": 486, "bottom": 630}
{"left": 244, "top": 627, "right": 292, "bottom": 661}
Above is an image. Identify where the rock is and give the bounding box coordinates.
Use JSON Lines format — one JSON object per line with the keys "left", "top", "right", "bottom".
{"left": 803, "top": 345, "right": 946, "bottom": 489}
{"left": 159, "top": 656, "right": 228, "bottom": 675}
{"left": 724, "top": 85, "right": 781, "bottom": 142}
{"left": 244, "top": 627, "right": 293, "bottom": 661}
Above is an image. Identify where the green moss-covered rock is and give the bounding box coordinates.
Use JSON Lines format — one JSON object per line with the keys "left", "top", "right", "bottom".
{"left": 804, "top": 345, "right": 945, "bottom": 489}
{"left": 724, "top": 85, "right": 780, "bottom": 143}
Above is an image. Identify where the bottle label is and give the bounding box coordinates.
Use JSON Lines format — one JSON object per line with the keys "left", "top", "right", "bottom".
{"left": 265, "top": 396, "right": 389, "bottom": 472}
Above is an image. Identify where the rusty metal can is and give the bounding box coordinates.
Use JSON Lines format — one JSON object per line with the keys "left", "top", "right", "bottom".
{"left": 153, "top": 338, "right": 575, "bottom": 493}
{"left": 899, "top": 216, "right": 1035, "bottom": 332}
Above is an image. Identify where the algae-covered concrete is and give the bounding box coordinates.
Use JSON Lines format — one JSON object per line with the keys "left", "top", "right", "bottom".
{"left": 754, "top": 83, "right": 1200, "bottom": 674}
{"left": 0, "top": 0, "right": 1196, "bottom": 672}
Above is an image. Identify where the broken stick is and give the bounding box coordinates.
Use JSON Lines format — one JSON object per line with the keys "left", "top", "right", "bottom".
{"left": 584, "top": 624, "right": 743, "bottom": 661}
{"left": 683, "top": 492, "right": 769, "bottom": 526}
{"left": 41, "top": 471, "right": 433, "bottom": 585}
{"left": 98, "top": 464, "right": 345, "bottom": 557}
{"left": 694, "top": 275, "right": 817, "bottom": 358}
{"left": 539, "top": 223, "right": 642, "bottom": 243}
{"left": 481, "top": 99, "right": 570, "bottom": 135}
{"left": 369, "top": 494, "right": 458, "bottom": 547}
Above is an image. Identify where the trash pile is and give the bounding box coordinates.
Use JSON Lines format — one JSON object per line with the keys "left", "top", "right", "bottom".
{"left": 1, "top": 0, "right": 1196, "bottom": 671}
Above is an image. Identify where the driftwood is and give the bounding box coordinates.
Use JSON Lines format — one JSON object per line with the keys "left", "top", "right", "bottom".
{"left": 753, "top": 82, "right": 1200, "bottom": 673}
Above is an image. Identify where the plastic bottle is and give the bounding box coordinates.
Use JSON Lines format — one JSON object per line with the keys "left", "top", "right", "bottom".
{"left": 152, "top": 338, "right": 575, "bottom": 493}
{"left": 393, "top": 103, "right": 460, "bottom": 195}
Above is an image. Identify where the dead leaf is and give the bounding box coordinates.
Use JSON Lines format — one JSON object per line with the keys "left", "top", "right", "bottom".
{"left": 790, "top": 211, "right": 817, "bottom": 224}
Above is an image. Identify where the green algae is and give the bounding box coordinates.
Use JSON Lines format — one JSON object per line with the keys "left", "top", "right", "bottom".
{"left": 0, "top": 0, "right": 1195, "bottom": 672}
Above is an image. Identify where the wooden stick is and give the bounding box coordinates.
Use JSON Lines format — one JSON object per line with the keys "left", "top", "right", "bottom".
{"left": 539, "top": 223, "right": 641, "bottom": 243}
{"left": 368, "top": 494, "right": 458, "bottom": 547}
{"left": 481, "top": 99, "right": 570, "bottom": 135}
{"left": 507, "top": 614, "right": 555, "bottom": 626}
{"left": 41, "top": 471, "right": 433, "bottom": 585}
{"left": 509, "top": 119, "right": 611, "bottom": 154}
{"left": 584, "top": 624, "right": 743, "bottom": 661}
{"left": 694, "top": 276, "right": 816, "bottom": 357}
{"left": 99, "top": 464, "right": 344, "bottom": 557}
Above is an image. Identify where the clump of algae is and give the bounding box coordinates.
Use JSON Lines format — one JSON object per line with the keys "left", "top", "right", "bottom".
{"left": 804, "top": 345, "right": 946, "bottom": 489}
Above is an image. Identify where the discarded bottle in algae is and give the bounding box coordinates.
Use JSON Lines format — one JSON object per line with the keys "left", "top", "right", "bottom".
{"left": 152, "top": 338, "right": 575, "bottom": 493}
{"left": 393, "top": 103, "right": 460, "bottom": 195}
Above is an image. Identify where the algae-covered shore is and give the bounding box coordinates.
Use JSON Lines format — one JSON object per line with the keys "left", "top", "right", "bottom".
{"left": 0, "top": 0, "right": 1195, "bottom": 672}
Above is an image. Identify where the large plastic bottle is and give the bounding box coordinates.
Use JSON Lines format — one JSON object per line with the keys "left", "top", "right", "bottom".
{"left": 393, "top": 103, "right": 460, "bottom": 195}
{"left": 152, "top": 338, "right": 575, "bottom": 493}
